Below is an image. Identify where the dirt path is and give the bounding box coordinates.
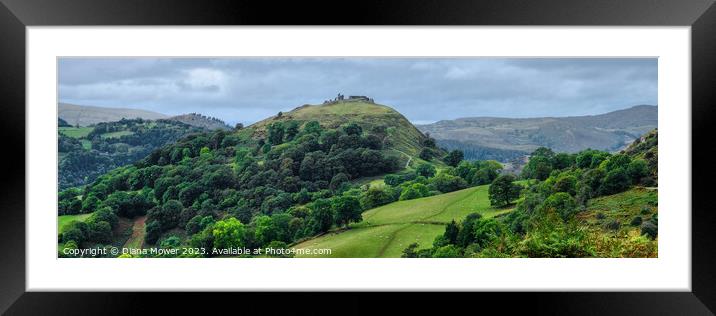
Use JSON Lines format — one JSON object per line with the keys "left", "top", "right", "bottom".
{"left": 123, "top": 215, "right": 147, "bottom": 249}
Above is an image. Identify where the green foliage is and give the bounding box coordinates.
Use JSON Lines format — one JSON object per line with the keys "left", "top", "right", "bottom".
{"left": 488, "top": 174, "right": 522, "bottom": 207}
{"left": 600, "top": 168, "right": 631, "bottom": 195}
{"left": 415, "top": 163, "right": 436, "bottom": 178}
{"left": 640, "top": 221, "right": 658, "bottom": 239}
{"left": 630, "top": 216, "right": 643, "bottom": 226}
{"left": 542, "top": 192, "right": 578, "bottom": 222}
{"left": 431, "top": 173, "right": 468, "bottom": 193}
{"left": 212, "top": 217, "right": 246, "bottom": 249}
{"left": 332, "top": 196, "right": 362, "bottom": 227}
{"left": 306, "top": 199, "right": 334, "bottom": 235}
{"left": 444, "top": 150, "right": 464, "bottom": 167}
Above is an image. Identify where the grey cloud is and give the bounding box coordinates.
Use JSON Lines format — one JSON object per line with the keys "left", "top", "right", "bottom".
{"left": 58, "top": 58, "right": 657, "bottom": 126}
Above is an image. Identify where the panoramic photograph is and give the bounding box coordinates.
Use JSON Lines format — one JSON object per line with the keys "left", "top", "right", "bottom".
{"left": 57, "top": 57, "right": 658, "bottom": 258}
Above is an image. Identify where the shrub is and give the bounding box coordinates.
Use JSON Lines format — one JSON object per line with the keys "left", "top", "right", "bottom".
{"left": 595, "top": 212, "right": 606, "bottom": 220}
{"left": 432, "top": 245, "right": 462, "bottom": 258}
{"left": 641, "top": 221, "right": 658, "bottom": 239}
{"left": 630, "top": 216, "right": 643, "bottom": 226}
{"left": 605, "top": 219, "right": 621, "bottom": 231}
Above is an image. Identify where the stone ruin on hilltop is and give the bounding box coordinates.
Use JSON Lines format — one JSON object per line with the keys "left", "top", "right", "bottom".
{"left": 323, "top": 93, "right": 374, "bottom": 104}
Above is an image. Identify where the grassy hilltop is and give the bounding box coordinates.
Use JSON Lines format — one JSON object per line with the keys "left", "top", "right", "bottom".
{"left": 252, "top": 100, "right": 431, "bottom": 157}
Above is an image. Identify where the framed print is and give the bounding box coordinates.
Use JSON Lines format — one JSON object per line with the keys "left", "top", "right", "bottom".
{"left": 1, "top": 0, "right": 715, "bottom": 314}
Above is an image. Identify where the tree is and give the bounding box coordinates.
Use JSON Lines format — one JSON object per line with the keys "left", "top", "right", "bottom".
{"left": 360, "top": 186, "right": 395, "bottom": 209}
{"left": 600, "top": 168, "right": 630, "bottom": 195}
{"left": 399, "top": 185, "right": 422, "bottom": 201}
{"left": 488, "top": 174, "right": 522, "bottom": 207}
{"left": 444, "top": 150, "right": 464, "bottom": 167}
{"left": 284, "top": 121, "right": 300, "bottom": 141}
{"left": 307, "top": 199, "right": 334, "bottom": 234}
{"left": 415, "top": 163, "right": 436, "bottom": 178}
{"left": 342, "top": 122, "right": 363, "bottom": 136}
{"left": 303, "top": 121, "right": 322, "bottom": 135}
{"left": 542, "top": 192, "right": 578, "bottom": 221}
{"left": 212, "top": 217, "right": 246, "bottom": 249}
{"left": 329, "top": 173, "right": 349, "bottom": 192}
{"left": 554, "top": 175, "right": 577, "bottom": 196}
{"left": 432, "top": 173, "right": 468, "bottom": 193}
{"left": 626, "top": 159, "right": 649, "bottom": 184}
{"left": 419, "top": 148, "right": 433, "bottom": 160}
{"left": 443, "top": 220, "right": 459, "bottom": 244}
{"left": 267, "top": 122, "right": 285, "bottom": 145}
{"left": 253, "top": 215, "right": 276, "bottom": 246}
{"left": 332, "top": 196, "right": 362, "bottom": 227}
{"left": 145, "top": 220, "right": 162, "bottom": 245}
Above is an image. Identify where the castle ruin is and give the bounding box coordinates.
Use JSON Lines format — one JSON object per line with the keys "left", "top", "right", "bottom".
{"left": 323, "top": 93, "right": 374, "bottom": 104}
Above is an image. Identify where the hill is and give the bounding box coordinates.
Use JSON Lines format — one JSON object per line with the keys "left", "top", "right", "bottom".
{"left": 59, "top": 103, "right": 168, "bottom": 127}
{"left": 292, "top": 184, "right": 515, "bottom": 258}
{"left": 168, "top": 113, "right": 232, "bottom": 130}
{"left": 57, "top": 99, "right": 451, "bottom": 255}
{"left": 251, "top": 100, "right": 433, "bottom": 158}
{"left": 58, "top": 118, "right": 206, "bottom": 189}
{"left": 417, "top": 105, "right": 657, "bottom": 160}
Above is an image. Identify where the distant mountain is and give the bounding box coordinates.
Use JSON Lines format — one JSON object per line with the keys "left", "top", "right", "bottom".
{"left": 59, "top": 103, "right": 168, "bottom": 127}
{"left": 417, "top": 105, "right": 657, "bottom": 161}
{"left": 167, "top": 113, "right": 232, "bottom": 130}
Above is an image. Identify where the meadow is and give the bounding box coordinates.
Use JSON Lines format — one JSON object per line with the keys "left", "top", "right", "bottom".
{"left": 293, "top": 184, "right": 517, "bottom": 258}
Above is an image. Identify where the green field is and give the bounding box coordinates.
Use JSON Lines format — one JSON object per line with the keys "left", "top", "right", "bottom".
{"left": 293, "top": 184, "right": 515, "bottom": 258}
{"left": 101, "top": 130, "right": 135, "bottom": 139}
{"left": 59, "top": 126, "right": 93, "bottom": 138}
{"left": 58, "top": 213, "right": 91, "bottom": 233}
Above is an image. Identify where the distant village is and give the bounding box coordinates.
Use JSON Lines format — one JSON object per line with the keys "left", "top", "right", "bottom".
{"left": 323, "top": 93, "right": 375, "bottom": 104}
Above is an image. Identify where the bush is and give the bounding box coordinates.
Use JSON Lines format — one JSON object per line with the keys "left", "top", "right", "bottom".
{"left": 595, "top": 212, "right": 606, "bottom": 220}
{"left": 415, "top": 163, "right": 436, "bottom": 178}
{"left": 432, "top": 245, "right": 462, "bottom": 258}
{"left": 542, "top": 192, "right": 578, "bottom": 222}
{"left": 641, "top": 221, "right": 658, "bottom": 239}
{"left": 630, "top": 216, "right": 643, "bottom": 226}
{"left": 605, "top": 219, "right": 621, "bottom": 231}
{"left": 640, "top": 206, "right": 652, "bottom": 215}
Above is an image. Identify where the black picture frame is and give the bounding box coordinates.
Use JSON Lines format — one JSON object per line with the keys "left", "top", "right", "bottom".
{"left": 1, "top": 0, "right": 714, "bottom": 314}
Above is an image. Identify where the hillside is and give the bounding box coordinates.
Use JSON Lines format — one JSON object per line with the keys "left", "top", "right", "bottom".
{"left": 251, "top": 100, "right": 433, "bottom": 157}
{"left": 168, "top": 113, "right": 232, "bottom": 130}
{"left": 417, "top": 105, "right": 657, "bottom": 160}
{"left": 58, "top": 118, "right": 205, "bottom": 189}
{"left": 59, "top": 103, "right": 168, "bottom": 127}
{"left": 292, "top": 184, "right": 514, "bottom": 258}
{"left": 58, "top": 99, "right": 450, "bottom": 255}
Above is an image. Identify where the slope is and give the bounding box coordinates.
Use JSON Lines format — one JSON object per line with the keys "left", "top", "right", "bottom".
{"left": 59, "top": 103, "right": 168, "bottom": 126}
{"left": 251, "top": 100, "right": 433, "bottom": 157}
{"left": 292, "top": 184, "right": 515, "bottom": 258}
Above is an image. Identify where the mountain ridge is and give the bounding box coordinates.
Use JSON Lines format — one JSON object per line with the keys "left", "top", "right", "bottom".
{"left": 417, "top": 105, "right": 657, "bottom": 160}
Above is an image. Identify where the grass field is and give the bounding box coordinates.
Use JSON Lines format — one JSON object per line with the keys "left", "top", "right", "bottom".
{"left": 293, "top": 184, "right": 516, "bottom": 258}
{"left": 59, "top": 126, "right": 93, "bottom": 138}
{"left": 58, "top": 213, "right": 92, "bottom": 233}
{"left": 101, "top": 130, "right": 134, "bottom": 139}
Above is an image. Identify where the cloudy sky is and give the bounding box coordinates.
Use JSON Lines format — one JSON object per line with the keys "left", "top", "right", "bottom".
{"left": 58, "top": 58, "right": 657, "bottom": 125}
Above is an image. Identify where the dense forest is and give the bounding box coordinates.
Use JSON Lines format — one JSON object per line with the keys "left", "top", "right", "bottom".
{"left": 58, "top": 118, "right": 206, "bottom": 189}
